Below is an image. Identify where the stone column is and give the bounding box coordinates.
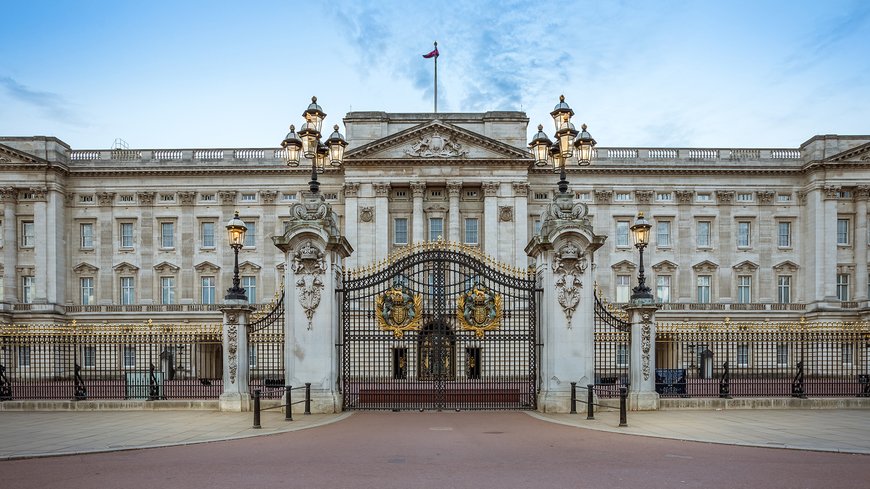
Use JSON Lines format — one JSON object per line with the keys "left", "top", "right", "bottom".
{"left": 3, "top": 188, "right": 18, "bottom": 303}
{"left": 343, "top": 183, "right": 360, "bottom": 269}
{"left": 855, "top": 186, "right": 869, "bottom": 303}
{"left": 483, "top": 182, "right": 500, "bottom": 258}
{"left": 137, "top": 191, "right": 156, "bottom": 304}
{"left": 219, "top": 300, "right": 255, "bottom": 411}
{"left": 675, "top": 190, "right": 694, "bottom": 302}
{"left": 447, "top": 181, "right": 462, "bottom": 243}
{"left": 374, "top": 183, "right": 391, "bottom": 261}
{"left": 624, "top": 302, "right": 659, "bottom": 410}
{"left": 32, "top": 187, "right": 48, "bottom": 303}
{"left": 715, "top": 190, "right": 734, "bottom": 303}
{"left": 513, "top": 182, "right": 529, "bottom": 269}
{"left": 178, "top": 191, "right": 196, "bottom": 304}
{"left": 757, "top": 190, "right": 776, "bottom": 302}
{"left": 821, "top": 187, "right": 839, "bottom": 302}
{"left": 411, "top": 181, "right": 426, "bottom": 244}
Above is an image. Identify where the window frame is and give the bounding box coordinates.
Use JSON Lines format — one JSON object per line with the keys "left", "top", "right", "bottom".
{"left": 616, "top": 220, "right": 630, "bottom": 248}
{"left": 465, "top": 218, "right": 479, "bottom": 245}
{"left": 837, "top": 218, "right": 850, "bottom": 246}
{"left": 120, "top": 222, "right": 135, "bottom": 249}
{"left": 80, "top": 223, "right": 94, "bottom": 249}
{"left": 22, "top": 276, "right": 35, "bottom": 304}
{"left": 243, "top": 276, "right": 256, "bottom": 303}
{"left": 777, "top": 276, "right": 791, "bottom": 304}
{"left": 836, "top": 274, "right": 850, "bottom": 302}
{"left": 737, "top": 221, "right": 751, "bottom": 248}
{"left": 777, "top": 221, "right": 791, "bottom": 248}
{"left": 737, "top": 275, "right": 751, "bottom": 304}
{"left": 201, "top": 276, "right": 216, "bottom": 304}
{"left": 21, "top": 220, "right": 35, "bottom": 248}
{"left": 120, "top": 277, "right": 135, "bottom": 305}
{"left": 201, "top": 221, "right": 215, "bottom": 249}
{"left": 656, "top": 275, "right": 671, "bottom": 303}
{"left": 394, "top": 218, "right": 408, "bottom": 245}
{"left": 160, "top": 222, "right": 175, "bottom": 249}
{"left": 80, "top": 277, "right": 95, "bottom": 305}
{"left": 697, "top": 221, "right": 711, "bottom": 248}
{"left": 697, "top": 275, "right": 711, "bottom": 303}
{"left": 656, "top": 221, "right": 670, "bottom": 248}
{"left": 616, "top": 275, "right": 631, "bottom": 303}
{"left": 429, "top": 217, "right": 443, "bottom": 242}
{"left": 161, "top": 276, "right": 176, "bottom": 305}
{"left": 243, "top": 220, "right": 256, "bottom": 248}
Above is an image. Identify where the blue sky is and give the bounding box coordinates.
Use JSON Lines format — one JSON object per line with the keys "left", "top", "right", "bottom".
{"left": 1, "top": 0, "right": 868, "bottom": 150}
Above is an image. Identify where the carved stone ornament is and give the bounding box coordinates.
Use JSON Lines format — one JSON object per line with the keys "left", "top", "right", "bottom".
{"left": 177, "top": 191, "right": 196, "bottom": 205}
{"left": 796, "top": 191, "right": 807, "bottom": 205}
{"left": 343, "top": 182, "right": 360, "bottom": 198}
{"left": 31, "top": 187, "right": 48, "bottom": 202}
{"left": 219, "top": 190, "right": 237, "bottom": 205}
{"left": 499, "top": 206, "right": 513, "bottom": 222}
{"left": 715, "top": 190, "right": 735, "bottom": 204}
{"left": 757, "top": 190, "right": 775, "bottom": 204}
{"left": 641, "top": 313, "right": 652, "bottom": 381}
{"left": 594, "top": 190, "right": 612, "bottom": 204}
{"left": 137, "top": 191, "right": 155, "bottom": 205}
{"left": 447, "top": 181, "right": 463, "bottom": 197}
{"left": 374, "top": 182, "right": 391, "bottom": 197}
{"left": 227, "top": 322, "right": 238, "bottom": 385}
{"left": 260, "top": 190, "right": 278, "bottom": 204}
{"left": 552, "top": 242, "right": 588, "bottom": 328}
{"left": 410, "top": 182, "right": 426, "bottom": 198}
{"left": 675, "top": 190, "right": 694, "bottom": 204}
{"left": 855, "top": 186, "right": 870, "bottom": 201}
{"left": 635, "top": 190, "right": 653, "bottom": 204}
{"left": 63, "top": 193, "right": 75, "bottom": 206}
{"left": 482, "top": 182, "right": 500, "bottom": 197}
{"left": 1, "top": 187, "right": 18, "bottom": 204}
{"left": 824, "top": 186, "right": 841, "bottom": 200}
{"left": 404, "top": 130, "right": 469, "bottom": 158}
{"left": 512, "top": 182, "right": 530, "bottom": 197}
{"left": 360, "top": 206, "right": 374, "bottom": 222}
{"left": 292, "top": 241, "right": 328, "bottom": 330}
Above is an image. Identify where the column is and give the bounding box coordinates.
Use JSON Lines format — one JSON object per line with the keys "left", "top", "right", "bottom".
{"left": 2, "top": 188, "right": 17, "bottom": 303}
{"left": 138, "top": 191, "right": 156, "bottom": 304}
{"left": 343, "top": 182, "right": 360, "bottom": 269}
{"left": 816, "top": 187, "right": 839, "bottom": 302}
{"left": 757, "top": 191, "right": 776, "bottom": 302}
{"left": 483, "top": 182, "right": 499, "bottom": 258}
{"left": 46, "top": 189, "right": 65, "bottom": 306}
{"left": 855, "top": 186, "right": 869, "bottom": 302}
{"left": 179, "top": 191, "right": 196, "bottom": 304}
{"left": 32, "top": 187, "right": 48, "bottom": 303}
{"left": 411, "top": 181, "right": 426, "bottom": 244}
{"left": 219, "top": 301, "right": 255, "bottom": 411}
{"left": 447, "top": 181, "right": 462, "bottom": 243}
{"left": 675, "top": 190, "right": 694, "bottom": 302}
{"left": 715, "top": 190, "right": 733, "bottom": 303}
{"left": 97, "top": 191, "right": 116, "bottom": 304}
{"left": 513, "top": 182, "right": 529, "bottom": 269}
{"left": 624, "top": 302, "right": 659, "bottom": 410}
{"left": 374, "top": 183, "right": 391, "bottom": 261}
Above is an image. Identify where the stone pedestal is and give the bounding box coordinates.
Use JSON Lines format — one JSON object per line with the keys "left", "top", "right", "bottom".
{"left": 219, "top": 299, "right": 256, "bottom": 411}
{"left": 625, "top": 301, "right": 660, "bottom": 411}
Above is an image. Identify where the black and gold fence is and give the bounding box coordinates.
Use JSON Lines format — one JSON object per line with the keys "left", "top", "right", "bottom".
{"left": 248, "top": 290, "right": 285, "bottom": 399}
{"left": 0, "top": 321, "right": 223, "bottom": 400}
{"left": 594, "top": 287, "right": 631, "bottom": 398}
{"left": 655, "top": 318, "right": 870, "bottom": 398}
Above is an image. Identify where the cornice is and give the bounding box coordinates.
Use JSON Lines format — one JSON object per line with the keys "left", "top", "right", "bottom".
{"left": 0, "top": 143, "right": 69, "bottom": 176}
{"left": 822, "top": 141, "right": 870, "bottom": 163}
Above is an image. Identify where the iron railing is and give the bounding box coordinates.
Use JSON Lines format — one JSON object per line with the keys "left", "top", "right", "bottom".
{"left": 248, "top": 288, "right": 285, "bottom": 398}
{"left": 593, "top": 286, "right": 631, "bottom": 398}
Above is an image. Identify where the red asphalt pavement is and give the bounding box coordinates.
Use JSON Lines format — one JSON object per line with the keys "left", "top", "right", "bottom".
{"left": 4, "top": 411, "right": 866, "bottom": 489}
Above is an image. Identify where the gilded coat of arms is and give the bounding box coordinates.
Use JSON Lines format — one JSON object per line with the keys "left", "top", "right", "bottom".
{"left": 456, "top": 284, "right": 503, "bottom": 338}
{"left": 375, "top": 282, "right": 423, "bottom": 338}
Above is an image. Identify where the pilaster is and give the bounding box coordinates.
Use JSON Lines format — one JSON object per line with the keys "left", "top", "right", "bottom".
{"left": 98, "top": 192, "right": 116, "bottom": 304}
{"left": 513, "top": 182, "right": 529, "bottom": 269}
{"left": 447, "top": 181, "right": 462, "bottom": 243}
{"left": 343, "top": 182, "right": 360, "bottom": 270}
{"left": 624, "top": 302, "right": 660, "bottom": 410}
{"left": 675, "top": 190, "right": 694, "bottom": 301}
{"left": 219, "top": 300, "right": 256, "bottom": 411}
{"left": 2, "top": 188, "right": 18, "bottom": 303}
{"left": 411, "top": 181, "right": 426, "bottom": 244}
{"left": 374, "top": 182, "right": 391, "bottom": 261}
{"left": 32, "top": 187, "right": 48, "bottom": 303}
{"left": 483, "top": 181, "right": 500, "bottom": 258}
{"left": 137, "top": 191, "right": 156, "bottom": 304}
{"left": 855, "top": 186, "right": 869, "bottom": 303}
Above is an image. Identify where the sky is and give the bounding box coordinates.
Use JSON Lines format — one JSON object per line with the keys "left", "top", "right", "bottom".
{"left": 1, "top": 0, "right": 869, "bottom": 150}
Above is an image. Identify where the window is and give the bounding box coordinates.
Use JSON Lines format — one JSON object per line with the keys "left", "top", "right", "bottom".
{"left": 777, "top": 276, "right": 791, "bottom": 304}
{"left": 120, "top": 195, "right": 134, "bottom": 202}
{"left": 778, "top": 195, "right": 791, "bottom": 202}
{"left": 80, "top": 195, "right": 94, "bottom": 203}
{"left": 0, "top": 220, "right": 3, "bottom": 247}
{"left": 657, "top": 276, "right": 671, "bottom": 303}
{"left": 121, "top": 223, "right": 134, "bottom": 248}
{"left": 394, "top": 218, "right": 408, "bottom": 245}
{"left": 535, "top": 193, "right": 548, "bottom": 200}
{"left": 577, "top": 192, "right": 590, "bottom": 200}
{"left": 161, "top": 277, "right": 175, "bottom": 304}
{"left": 244, "top": 222, "right": 256, "bottom": 247}
{"left": 657, "top": 221, "right": 670, "bottom": 247}
{"left": 776, "top": 344, "right": 789, "bottom": 366}
{"left": 842, "top": 343, "right": 854, "bottom": 365}
{"left": 737, "top": 343, "right": 750, "bottom": 367}
{"left": 242, "top": 194, "right": 256, "bottom": 202}
{"left": 161, "top": 194, "right": 174, "bottom": 202}
{"left": 81, "top": 278, "right": 95, "bottom": 305}
{"left": 84, "top": 346, "right": 96, "bottom": 368}
{"left": 466, "top": 191, "right": 478, "bottom": 198}
{"left": 161, "top": 222, "right": 174, "bottom": 248}
{"left": 430, "top": 190, "right": 442, "bottom": 197}
{"left": 837, "top": 191, "right": 851, "bottom": 198}
{"left": 837, "top": 219, "right": 849, "bottom": 245}
{"left": 616, "top": 221, "right": 630, "bottom": 247}
{"left": 697, "top": 221, "right": 711, "bottom": 247}
{"left": 697, "top": 194, "right": 711, "bottom": 201}
{"left": 243, "top": 277, "right": 256, "bottom": 303}
{"left": 80, "top": 223, "right": 93, "bottom": 248}
{"left": 534, "top": 220, "right": 542, "bottom": 236}
{"left": 324, "top": 193, "right": 338, "bottom": 200}
{"left": 123, "top": 346, "right": 136, "bottom": 368}
{"left": 283, "top": 194, "right": 297, "bottom": 201}
{"left": 737, "top": 193, "right": 752, "bottom": 201}
{"left": 697, "top": 276, "right": 711, "bottom": 303}
{"left": 737, "top": 222, "right": 751, "bottom": 247}
{"left": 22, "top": 276, "right": 35, "bottom": 303}
{"left": 429, "top": 218, "right": 443, "bottom": 241}
{"left": 201, "top": 222, "right": 215, "bottom": 248}
{"left": 248, "top": 345, "right": 257, "bottom": 367}
{"left": 201, "top": 194, "right": 215, "bottom": 201}
{"left": 778, "top": 222, "right": 791, "bottom": 247}
{"left": 657, "top": 193, "right": 672, "bottom": 201}
{"left": 121, "top": 278, "right": 135, "bottom": 305}
{"left": 737, "top": 276, "right": 751, "bottom": 304}
{"left": 465, "top": 219, "right": 478, "bottom": 244}
{"left": 616, "top": 275, "right": 631, "bottom": 303}
{"left": 22, "top": 221, "right": 34, "bottom": 247}
{"left": 201, "top": 277, "right": 215, "bottom": 304}
{"left": 616, "top": 344, "right": 629, "bottom": 367}
{"left": 615, "top": 192, "right": 631, "bottom": 201}
{"left": 836, "top": 274, "right": 849, "bottom": 301}
{"left": 18, "top": 346, "right": 30, "bottom": 367}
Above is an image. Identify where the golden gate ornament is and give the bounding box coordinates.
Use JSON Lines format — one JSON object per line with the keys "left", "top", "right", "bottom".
{"left": 456, "top": 284, "right": 503, "bottom": 338}
{"left": 375, "top": 283, "right": 423, "bottom": 338}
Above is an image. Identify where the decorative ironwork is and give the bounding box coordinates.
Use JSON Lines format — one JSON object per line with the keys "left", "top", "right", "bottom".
{"left": 456, "top": 284, "right": 503, "bottom": 338}
{"left": 376, "top": 282, "right": 424, "bottom": 338}
{"left": 248, "top": 289, "right": 285, "bottom": 398}
{"left": 593, "top": 283, "right": 631, "bottom": 398}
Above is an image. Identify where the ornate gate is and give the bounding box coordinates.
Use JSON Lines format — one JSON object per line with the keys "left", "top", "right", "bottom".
{"left": 341, "top": 242, "right": 537, "bottom": 410}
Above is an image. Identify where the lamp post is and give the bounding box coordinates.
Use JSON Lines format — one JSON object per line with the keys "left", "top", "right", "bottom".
{"left": 281, "top": 96, "right": 348, "bottom": 194}
{"left": 528, "top": 95, "right": 597, "bottom": 195}
{"left": 225, "top": 211, "right": 248, "bottom": 301}
{"left": 630, "top": 212, "right": 654, "bottom": 301}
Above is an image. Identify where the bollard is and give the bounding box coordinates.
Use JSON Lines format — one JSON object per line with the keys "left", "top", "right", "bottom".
{"left": 305, "top": 382, "right": 311, "bottom": 415}
{"left": 252, "top": 389, "right": 262, "bottom": 429}
{"left": 587, "top": 384, "right": 595, "bottom": 420}
{"left": 619, "top": 387, "right": 628, "bottom": 427}
{"left": 570, "top": 382, "right": 577, "bottom": 414}
{"left": 285, "top": 386, "right": 293, "bottom": 421}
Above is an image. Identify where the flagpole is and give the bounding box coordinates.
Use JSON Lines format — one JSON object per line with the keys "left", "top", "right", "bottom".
{"left": 434, "top": 41, "right": 438, "bottom": 113}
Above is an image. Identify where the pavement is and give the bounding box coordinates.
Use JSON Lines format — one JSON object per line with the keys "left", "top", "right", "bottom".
{"left": 0, "top": 406, "right": 868, "bottom": 460}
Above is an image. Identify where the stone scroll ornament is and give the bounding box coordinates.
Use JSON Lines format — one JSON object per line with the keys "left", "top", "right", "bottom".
{"left": 404, "top": 130, "right": 469, "bottom": 158}
{"left": 291, "top": 242, "right": 328, "bottom": 330}
{"left": 226, "top": 314, "right": 238, "bottom": 385}
{"left": 552, "top": 242, "right": 588, "bottom": 328}
{"left": 375, "top": 281, "right": 424, "bottom": 338}
{"left": 456, "top": 283, "right": 503, "bottom": 338}
{"left": 641, "top": 313, "right": 652, "bottom": 381}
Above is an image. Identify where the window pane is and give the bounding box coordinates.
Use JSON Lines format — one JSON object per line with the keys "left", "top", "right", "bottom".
{"left": 837, "top": 219, "right": 849, "bottom": 244}
{"left": 778, "top": 222, "right": 790, "bottom": 247}
{"left": 202, "top": 277, "right": 215, "bottom": 304}
{"left": 395, "top": 219, "right": 408, "bottom": 244}
{"left": 465, "top": 219, "right": 478, "bottom": 244}
{"left": 23, "top": 277, "right": 35, "bottom": 303}
{"left": 738, "top": 222, "right": 750, "bottom": 247}
{"left": 737, "top": 276, "right": 751, "bottom": 303}
{"left": 81, "top": 278, "right": 94, "bottom": 305}
{"left": 81, "top": 224, "right": 93, "bottom": 248}
{"left": 121, "top": 223, "right": 134, "bottom": 248}
{"left": 244, "top": 222, "right": 256, "bottom": 247}
{"left": 84, "top": 346, "right": 96, "bottom": 368}
{"left": 124, "top": 346, "right": 136, "bottom": 368}
{"left": 162, "top": 277, "right": 175, "bottom": 304}
{"left": 836, "top": 274, "right": 849, "bottom": 301}
{"left": 657, "top": 275, "right": 670, "bottom": 303}
{"left": 202, "top": 222, "right": 214, "bottom": 248}
{"left": 697, "top": 276, "right": 711, "bottom": 303}
{"left": 617, "top": 221, "right": 629, "bottom": 247}
{"left": 616, "top": 275, "right": 630, "bottom": 302}
{"left": 121, "top": 278, "right": 135, "bottom": 305}
{"left": 162, "top": 223, "right": 174, "bottom": 248}
{"left": 243, "top": 277, "right": 256, "bottom": 303}
{"left": 777, "top": 276, "right": 791, "bottom": 303}
{"left": 776, "top": 344, "right": 789, "bottom": 365}
{"left": 737, "top": 344, "right": 749, "bottom": 366}
{"left": 657, "top": 222, "right": 670, "bottom": 246}
{"left": 22, "top": 222, "right": 34, "bottom": 246}
{"left": 429, "top": 218, "right": 443, "bottom": 241}
{"left": 698, "top": 222, "right": 710, "bottom": 247}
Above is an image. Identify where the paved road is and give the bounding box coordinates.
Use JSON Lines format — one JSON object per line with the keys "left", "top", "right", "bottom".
{"left": 4, "top": 411, "right": 866, "bottom": 489}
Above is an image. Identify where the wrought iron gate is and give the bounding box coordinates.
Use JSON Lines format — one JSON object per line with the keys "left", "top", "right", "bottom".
{"left": 248, "top": 288, "right": 285, "bottom": 398}
{"left": 341, "top": 242, "right": 537, "bottom": 410}
{"left": 593, "top": 284, "right": 631, "bottom": 398}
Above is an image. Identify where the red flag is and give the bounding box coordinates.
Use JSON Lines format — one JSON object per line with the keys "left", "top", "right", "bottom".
{"left": 423, "top": 48, "right": 439, "bottom": 59}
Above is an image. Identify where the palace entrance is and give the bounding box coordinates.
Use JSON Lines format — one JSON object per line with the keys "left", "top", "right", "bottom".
{"left": 340, "top": 242, "right": 538, "bottom": 410}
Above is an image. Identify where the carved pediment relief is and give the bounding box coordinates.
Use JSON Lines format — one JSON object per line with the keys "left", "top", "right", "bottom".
{"left": 194, "top": 261, "right": 220, "bottom": 274}
{"left": 113, "top": 262, "right": 140, "bottom": 274}
{"left": 652, "top": 260, "right": 678, "bottom": 273}
{"left": 732, "top": 260, "right": 759, "bottom": 273}
{"left": 72, "top": 262, "right": 99, "bottom": 275}
{"left": 238, "top": 261, "right": 262, "bottom": 274}
{"left": 773, "top": 260, "right": 799, "bottom": 273}
{"left": 692, "top": 260, "right": 719, "bottom": 273}
{"left": 611, "top": 260, "right": 637, "bottom": 274}
{"left": 153, "top": 261, "right": 180, "bottom": 274}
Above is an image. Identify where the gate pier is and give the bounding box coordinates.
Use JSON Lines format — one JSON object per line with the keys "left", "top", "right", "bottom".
{"left": 219, "top": 300, "right": 256, "bottom": 411}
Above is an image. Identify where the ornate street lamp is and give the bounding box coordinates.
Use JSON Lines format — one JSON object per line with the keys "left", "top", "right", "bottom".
{"left": 281, "top": 96, "right": 347, "bottom": 194}
{"left": 574, "top": 123, "right": 597, "bottom": 166}
{"left": 529, "top": 124, "right": 552, "bottom": 167}
{"left": 225, "top": 211, "right": 248, "bottom": 301}
{"left": 630, "top": 212, "right": 654, "bottom": 301}
{"left": 530, "top": 95, "right": 597, "bottom": 195}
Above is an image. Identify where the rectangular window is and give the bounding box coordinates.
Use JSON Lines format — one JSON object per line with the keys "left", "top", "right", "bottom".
{"left": 80, "top": 195, "right": 94, "bottom": 203}
{"left": 837, "top": 219, "right": 849, "bottom": 245}
{"left": 243, "top": 277, "right": 256, "bottom": 303}
{"left": 81, "top": 278, "right": 95, "bottom": 305}
{"left": 737, "top": 343, "right": 750, "bottom": 367}
{"left": 465, "top": 219, "right": 478, "bottom": 244}
{"left": 22, "top": 276, "right": 35, "bottom": 304}
{"left": 161, "top": 194, "right": 174, "bottom": 202}
{"left": 616, "top": 221, "right": 630, "bottom": 247}
{"left": 836, "top": 274, "right": 849, "bottom": 301}
{"left": 201, "top": 277, "right": 215, "bottom": 304}
{"left": 394, "top": 218, "right": 408, "bottom": 245}
{"left": 657, "top": 193, "right": 671, "bottom": 201}
{"left": 777, "top": 276, "right": 791, "bottom": 304}
{"left": 201, "top": 194, "right": 215, "bottom": 201}
{"left": 577, "top": 192, "right": 590, "bottom": 200}
{"left": 534, "top": 220, "right": 542, "bottom": 236}
{"left": 120, "top": 195, "right": 134, "bottom": 202}
{"left": 121, "top": 278, "right": 135, "bottom": 305}
{"left": 616, "top": 275, "right": 631, "bottom": 303}
{"left": 615, "top": 192, "right": 631, "bottom": 201}
{"left": 842, "top": 343, "right": 854, "bottom": 365}
{"left": 535, "top": 193, "right": 548, "bottom": 200}
{"left": 657, "top": 221, "right": 670, "bottom": 247}
{"left": 778, "top": 195, "right": 791, "bottom": 202}
{"left": 81, "top": 223, "right": 93, "bottom": 248}
{"left": 121, "top": 223, "right": 134, "bottom": 248}
{"left": 22, "top": 221, "right": 35, "bottom": 247}
{"left": 737, "top": 193, "right": 752, "bottom": 201}
{"left": 657, "top": 276, "right": 671, "bottom": 303}
{"left": 84, "top": 346, "right": 96, "bottom": 368}
{"left": 466, "top": 191, "right": 478, "bottom": 198}
{"left": 283, "top": 193, "right": 297, "bottom": 201}
{"left": 697, "top": 194, "right": 711, "bottom": 201}
{"left": 123, "top": 346, "right": 136, "bottom": 368}
{"left": 697, "top": 221, "right": 710, "bottom": 247}
{"left": 18, "top": 346, "right": 31, "bottom": 367}
{"left": 837, "top": 191, "right": 851, "bottom": 198}
{"left": 616, "top": 344, "right": 629, "bottom": 367}
{"left": 248, "top": 345, "right": 257, "bottom": 367}
{"left": 737, "top": 221, "right": 751, "bottom": 247}
{"left": 161, "top": 222, "right": 174, "bottom": 248}
{"left": 429, "top": 218, "right": 443, "bottom": 241}
{"left": 697, "top": 276, "right": 711, "bottom": 303}
{"left": 778, "top": 222, "right": 791, "bottom": 247}
{"left": 737, "top": 276, "right": 751, "bottom": 304}
{"left": 161, "top": 277, "right": 175, "bottom": 304}
{"left": 201, "top": 222, "right": 215, "bottom": 248}
{"left": 242, "top": 194, "right": 256, "bottom": 201}
{"left": 244, "top": 222, "right": 256, "bottom": 247}
{"left": 776, "top": 344, "right": 789, "bottom": 365}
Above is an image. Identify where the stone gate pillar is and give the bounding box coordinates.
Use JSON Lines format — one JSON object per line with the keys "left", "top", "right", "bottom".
{"left": 526, "top": 193, "right": 605, "bottom": 413}
{"left": 272, "top": 193, "right": 353, "bottom": 413}
{"left": 624, "top": 302, "right": 659, "bottom": 410}
{"left": 219, "top": 300, "right": 255, "bottom": 411}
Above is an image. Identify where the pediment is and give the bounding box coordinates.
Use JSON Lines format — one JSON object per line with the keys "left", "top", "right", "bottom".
{"left": 692, "top": 260, "right": 719, "bottom": 272}
{"left": 194, "top": 261, "right": 220, "bottom": 273}
{"left": 153, "top": 261, "right": 180, "bottom": 273}
{"left": 239, "top": 261, "right": 262, "bottom": 274}
{"left": 113, "top": 262, "right": 140, "bottom": 274}
{"left": 824, "top": 141, "right": 870, "bottom": 163}
{"left": 652, "top": 260, "right": 678, "bottom": 273}
{"left": 0, "top": 143, "right": 49, "bottom": 167}
{"left": 732, "top": 260, "right": 759, "bottom": 273}
{"left": 611, "top": 259, "right": 637, "bottom": 273}
{"left": 72, "top": 262, "right": 99, "bottom": 274}
{"left": 773, "top": 260, "right": 799, "bottom": 273}
{"left": 345, "top": 120, "right": 530, "bottom": 162}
